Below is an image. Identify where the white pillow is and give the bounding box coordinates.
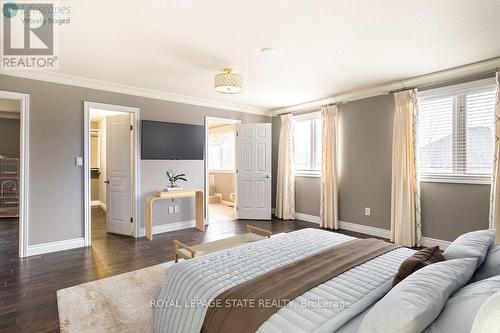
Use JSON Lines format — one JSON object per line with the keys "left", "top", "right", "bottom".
{"left": 471, "top": 291, "right": 500, "bottom": 333}
{"left": 472, "top": 242, "right": 500, "bottom": 282}
{"left": 424, "top": 275, "right": 500, "bottom": 333}
{"left": 443, "top": 229, "right": 496, "bottom": 268}
{"left": 358, "top": 258, "right": 477, "bottom": 333}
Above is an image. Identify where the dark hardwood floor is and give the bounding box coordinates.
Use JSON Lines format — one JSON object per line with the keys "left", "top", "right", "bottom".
{"left": 0, "top": 209, "right": 377, "bottom": 332}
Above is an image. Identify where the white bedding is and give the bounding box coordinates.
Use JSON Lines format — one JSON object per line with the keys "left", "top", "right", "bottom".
{"left": 154, "top": 228, "right": 415, "bottom": 333}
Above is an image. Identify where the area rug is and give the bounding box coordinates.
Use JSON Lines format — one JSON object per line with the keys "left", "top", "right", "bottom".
{"left": 57, "top": 261, "right": 175, "bottom": 333}
{"left": 57, "top": 232, "right": 277, "bottom": 332}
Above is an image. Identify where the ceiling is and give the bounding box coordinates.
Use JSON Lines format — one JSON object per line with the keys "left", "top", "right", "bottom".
{"left": 14, "top": 1, "right": 500, "bottom": 111}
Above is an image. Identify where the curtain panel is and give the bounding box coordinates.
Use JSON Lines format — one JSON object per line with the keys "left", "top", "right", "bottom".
{"left": 489, "top": 72, "right": 500, "bottom": 242}
{"left": 276, "top": 114, "right": 295, "bottom": 220}
{"left": 208, "top": 124, "right": 235, "bottom": 171}
{"left": 390, "top": 89, "right": 422, "bottom": 247}
{"left": 320, "top": 104, "right": 339, "bottom": 229}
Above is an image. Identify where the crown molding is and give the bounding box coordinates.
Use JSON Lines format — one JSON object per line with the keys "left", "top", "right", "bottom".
{"left": 0, "top": 70, "right": 268, "bottom": 116}
{"left": 2, "top": 56, "right": 499, "bottom": 117}
{"left": 270, "top": 57, "right": 500, "bottom": 116}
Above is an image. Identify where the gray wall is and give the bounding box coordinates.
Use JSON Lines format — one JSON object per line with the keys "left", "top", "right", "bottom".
{"left": 338, "top": 95, "right": 394, "bottom": 230}
{"left": 0, "top": 74, "right": 270, "bottom": 245}
{"left": 295, "top": 176, "right": 320, "bottom": 215}
{"left": 420, "top": 182, "right": 490, "bottom": 241}
{"left": 0, "top": 118, "right": 20, "bottom": 158}
{"left": 275, "top": 94, "right": 490, "bottom": 241}
{"left": 141, "top": 160, "right": 204, "bottom": 227}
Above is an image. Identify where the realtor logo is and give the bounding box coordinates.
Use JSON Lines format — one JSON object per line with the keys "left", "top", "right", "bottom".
{"left": 1, "top": 1, "right": 59, "bottom": 69}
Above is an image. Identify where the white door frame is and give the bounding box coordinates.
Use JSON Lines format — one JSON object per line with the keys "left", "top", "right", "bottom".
{"left": 83, "top": 101, "right": 140, "bottom": 246}
{"left": 204, "top": 116, "right": 240, "bottom": 224}
{"left": 0, "top": 90, "right": 30, "bottom": 258}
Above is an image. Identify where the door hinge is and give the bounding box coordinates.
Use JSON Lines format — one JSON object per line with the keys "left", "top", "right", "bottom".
{"left": 236, "top": 206, "right": 239, "bottom": 211}
{"left": 130, "top": 125, "right": 133, "bottom": 130}
{"left": 130, "top": 217, "right": 134, "bottom": 223}
{"left": 236, "top": 169, "right": 238, "bottom": 174}
{"left": 236, "top": 132, "right": 238, "bottom": 136}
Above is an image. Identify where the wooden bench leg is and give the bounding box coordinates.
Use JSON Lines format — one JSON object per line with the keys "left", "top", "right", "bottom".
{"left": 173, "top": 239, "right": 196, "bottom": 263}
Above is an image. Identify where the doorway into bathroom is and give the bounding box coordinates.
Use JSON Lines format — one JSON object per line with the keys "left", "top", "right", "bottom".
{"left": 205, "top": 117, "right": 240, "bottom": 223}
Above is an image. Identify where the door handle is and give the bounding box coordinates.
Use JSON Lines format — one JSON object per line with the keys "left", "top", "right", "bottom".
{"left": 104, "top": 180, "right": 110, "bottom": 184}
{"left": 265, "top": 175, "right": 270, "bottom": 179}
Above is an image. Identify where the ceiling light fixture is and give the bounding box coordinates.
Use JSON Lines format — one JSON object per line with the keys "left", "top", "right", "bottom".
{"left": 214, "top": 68, "right": 243, "bottom": 94}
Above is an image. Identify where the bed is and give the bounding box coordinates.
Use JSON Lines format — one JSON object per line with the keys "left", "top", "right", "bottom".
{"left": 154, "top": 229, "right": 415, "bottom": 332}
{"left": 154, "top": 228, "right": 499, "bottom": 333}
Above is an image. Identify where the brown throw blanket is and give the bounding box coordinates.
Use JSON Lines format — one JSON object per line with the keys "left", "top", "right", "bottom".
{"left": 202, "top": 238, "right": 399, "bottom": 333}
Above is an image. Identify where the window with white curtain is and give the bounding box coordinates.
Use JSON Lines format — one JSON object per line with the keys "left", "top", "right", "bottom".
{"left": 208, "top": 124, "right": 235, "bottom": 172}
{"left": 417, "top": 78, "right": 496, "bottom": 183}
{"left": 294, "top": 112, "right": 322, "bottom": 176}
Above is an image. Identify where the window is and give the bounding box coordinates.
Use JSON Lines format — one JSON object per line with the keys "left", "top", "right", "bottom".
{"left": 417, "top": 79, "right": 496, "bottom": 183}
{"left": 294, "top": 113, "right": 322, "bottom": 176}
{"left": 208, "top": 125, "right": 235, "bottom": 171}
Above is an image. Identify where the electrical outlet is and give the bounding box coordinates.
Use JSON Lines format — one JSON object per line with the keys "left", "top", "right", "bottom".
{"left": 365, "top": 207, "right": 371, "bottom": 216}
{"left": 174, "top": 206, "right": 179, "bottom": 213}
{"left": 168, "top": 206, "right": 174, "bottom": 214}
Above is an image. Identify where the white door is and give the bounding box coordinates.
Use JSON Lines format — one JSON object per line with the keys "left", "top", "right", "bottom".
{"left": 236, "top": 123, "right": 272, "bottom": 220}
{"left": 106, "top": 114, "right": 133, "bottom": 235}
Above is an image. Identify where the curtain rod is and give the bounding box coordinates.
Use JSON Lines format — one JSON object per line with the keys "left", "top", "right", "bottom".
{"left": 270, "top": 58, "right": 500, "bottom": 116}
{"left": 388, "top": 69, "right": 498, "bottom": 95}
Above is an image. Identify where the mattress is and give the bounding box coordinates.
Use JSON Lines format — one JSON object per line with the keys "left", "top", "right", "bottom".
{"left": 154, "top": 228, "right": 415, "bottom": 333}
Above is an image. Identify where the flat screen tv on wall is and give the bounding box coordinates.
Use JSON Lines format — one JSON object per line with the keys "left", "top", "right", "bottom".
{"left": 141, "top": 120, "right": 205, "bottom": 160}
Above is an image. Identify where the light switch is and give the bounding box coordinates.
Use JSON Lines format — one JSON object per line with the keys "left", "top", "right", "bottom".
{"left": 75, "top": 157, "right": 83, "bottom": 166}
{"left": 365, "top": 207, "right": 371, "bottom": 216}
{"left": 174, "top": 206, "right": 179, "bottom": 213}
{"left": 168, "top": 206, "right": 174, "bottom": 214}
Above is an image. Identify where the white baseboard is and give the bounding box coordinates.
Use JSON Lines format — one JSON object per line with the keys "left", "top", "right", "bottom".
{"left": 27, "top": 237, "right": 85, "bottom": 256}
{"left": 139, "top": 219, "right": 196, "bottom": 237}
{"left": 421, "top": 237, "right": 451, "bottom": 249}
{"left": 90, "top": 200, "right": 107, "bottom": 211}
{"left": 295, "top": 212, "right": 320, "bottom": 224}
{"left": 294, "top": 212, "right": 451, "bottom": 249}
{"left": 339, "top": 221, "right": 391, "bottom": 239}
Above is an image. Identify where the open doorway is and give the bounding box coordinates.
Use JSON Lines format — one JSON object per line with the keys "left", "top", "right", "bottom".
{"left": 0, "top": 91, "right": 29, "bottom": 258}
{"left": 205, "top": 117, "right": 240, "bottom": 223}
{"left": 84, "top": 102, "right": 140, "bottom": 247}
{"left": 0, "top": 98, "right": 20, "bottom": 257}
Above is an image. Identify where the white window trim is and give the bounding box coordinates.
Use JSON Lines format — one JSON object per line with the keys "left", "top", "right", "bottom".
{"left": 417, "top": 77, "right": 496, "bottom": 185}
{"left": 419, "top": 175, "right": 491, "bottom": 185}
{"left": 418, "top": 77, "right": 496, "bottom": 100}
{"left": 296, "top": 170, "right": 321, "bottom": 178}
{"left": 294, "top": 111, "right": 321, "bottom": 121}
{"left": 294, "top": 111, "right": 322, "bottom": 177}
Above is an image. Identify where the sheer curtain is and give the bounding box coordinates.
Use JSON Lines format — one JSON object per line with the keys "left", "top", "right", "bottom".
{"left": 208, "top": 125, "right": 235, "bottom": 171}
{"left": 320, "top": 105, "right": 339, "bottom": 229}
{"left": 489, "top": 72, "right": 500, "bottom": 241}
{"left": 391, "top": 89, "right": 422, "bottom": 247}
{"left": 276, "top": 114, "right": 295, "bottom": 220}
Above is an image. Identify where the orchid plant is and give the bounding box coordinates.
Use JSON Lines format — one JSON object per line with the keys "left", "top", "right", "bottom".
{"left": 165, "top": 169, "right": 187, "bottom": 188}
